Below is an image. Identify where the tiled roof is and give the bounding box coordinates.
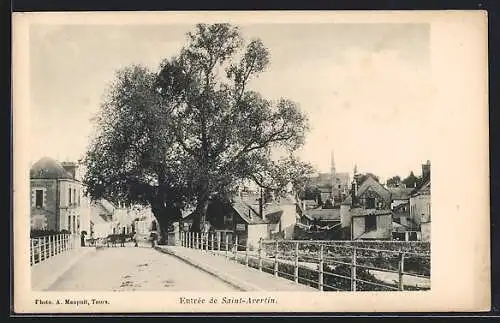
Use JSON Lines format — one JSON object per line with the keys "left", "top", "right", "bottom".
{"left": 357, "top": 176, "right": 392, "bottom": 203}
{"left": 30, "top": 157, "right": 74, "bottom": 180}
{"left": 232, "top": 198, "right": 267, "bottom": 225}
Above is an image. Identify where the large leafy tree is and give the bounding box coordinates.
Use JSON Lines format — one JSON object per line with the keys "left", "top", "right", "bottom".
{"left": 386, "top": 175, "right": 402, "bottom": 187}
{"left": 156, "top": 24, "right": 310, "bottom": 231}
{"left": 83, "top": 24, "right": 311, "bottom": 233}
{"left": 82, "top": 66, "right": 189, "bottom": 232}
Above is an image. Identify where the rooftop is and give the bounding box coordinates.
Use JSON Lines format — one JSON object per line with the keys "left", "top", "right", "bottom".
{"left": 30, "top": 157, "right": 75, "bottom": 180}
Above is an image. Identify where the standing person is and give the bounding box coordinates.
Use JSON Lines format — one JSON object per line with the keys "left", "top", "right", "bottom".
{"left": 80, "top": 231, "right": 86, "bottom": 247}
{"left": 120, "top": 231, "right": 125, "bottom": 247}
{"left": 150, "top": 231, "right": 156, "bottom": 248}
{"left": 133, "top": 232, "right": 138, "bottom": 247}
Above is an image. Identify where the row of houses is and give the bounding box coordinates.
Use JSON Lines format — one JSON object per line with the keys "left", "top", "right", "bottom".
{"left": 29, "top": 156, "right": 431, "bottom": 248}
{"left": 29, "top": 157, "right": 157, "bottom": 239}
{"left": 298, "top": 160, "right": 431, "bottom": 241}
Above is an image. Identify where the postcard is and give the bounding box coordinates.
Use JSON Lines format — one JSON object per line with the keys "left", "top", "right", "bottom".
{"left": 12, "top": 10, "right": 490, "bottom": 313}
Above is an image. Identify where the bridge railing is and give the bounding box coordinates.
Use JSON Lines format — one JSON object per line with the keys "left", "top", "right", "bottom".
{"left": 179, "top": 231, "right": 430, "bottom": 292}
{"left": 30, "top": 234, "right": 77, "bottom": 266}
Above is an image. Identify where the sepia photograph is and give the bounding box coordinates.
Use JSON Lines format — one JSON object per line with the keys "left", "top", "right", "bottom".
{"left": 12, "top": 11, "right": 489, "bottom": 313}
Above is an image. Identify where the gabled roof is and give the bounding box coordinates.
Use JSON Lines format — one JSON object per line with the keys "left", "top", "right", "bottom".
{"left": 232, "top": 198, "right": 267, "bottom": 225}
{"left": 30, "top": 157, "right": 74, "bottom": 180}
{"left": 357, "top": 176, "right": 392, "bottom": 203}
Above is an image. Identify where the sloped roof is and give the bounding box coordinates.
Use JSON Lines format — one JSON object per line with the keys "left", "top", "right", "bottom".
{"left": 388, "top": 187, "right": 414, "bottom": 200}
{"left": 412, "top": 178, "right": 431, "bottom": 196}
{"left": 265, "top": 210, "right": 284, "bottom": 224}
{"left": 357, "top": 176, "right": 392, "bottom": 203}
{"left": 232, "top": 198, "right": 267, "bottom": 225}
{"left": 30, "top": 157, "right": 73, "bottom": 180}
{"left": 98, "top": 199, "right": 116, "bottom": 214}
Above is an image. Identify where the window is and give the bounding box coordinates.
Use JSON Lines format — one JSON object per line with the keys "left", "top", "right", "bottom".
{"left": 73, "top": 189, "right": 76, "bottom": 205}
{"left": 35, "top": 190, "right": 43, "bottom": 208}
{"left": 68, "top": 215, "right": 71, "bottom": 232}
{"left": 68, "top": 188, "right": 72, "bottom": 204}
{"left": 366, "top": 197, "right": 376, "bottom": 209}
{"left": 365, "top": 214, "right": 377, "bottom": 232}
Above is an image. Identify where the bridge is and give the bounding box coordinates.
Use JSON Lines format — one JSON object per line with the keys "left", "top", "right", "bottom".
{"left": 30, "top": 234, "right": 315, "bottom": 292}
{"left": 30, "top": 233, "right": 430, "bottom": 292}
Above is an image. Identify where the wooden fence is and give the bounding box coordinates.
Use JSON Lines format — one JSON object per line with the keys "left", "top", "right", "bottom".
{"left": 30, "top": 234, "right": 76, "bottom": 266}
{"left": 179, "top": 231, "right": 431, "bottom": 291}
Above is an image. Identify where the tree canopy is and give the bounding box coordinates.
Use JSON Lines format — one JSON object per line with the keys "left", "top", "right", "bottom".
{"left": 83, "top": 23, "right": 312, "bottom": 233}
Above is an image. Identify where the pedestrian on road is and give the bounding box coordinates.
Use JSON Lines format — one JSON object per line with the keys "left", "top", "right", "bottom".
{"left": 120, "top": 232, "right": 125, "bottom": 247}
{"left": 133, "top": 232, "right": 138, "bottom": 247}
{"left": 150, "top": 232, "right": 157, "bottom": 248}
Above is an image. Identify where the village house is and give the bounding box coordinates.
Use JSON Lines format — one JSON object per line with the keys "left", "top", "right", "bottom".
{"left": 387, "top": 186, "right": 419, "bottom": 240}
{"left": 340, "top": 172, "right": 394, "bottom": 240}
{"left": 30, "top": 157, "right": 85, "bottom": 235}
{"left": 409, "top": 161, "right": 431, "bottom": 242}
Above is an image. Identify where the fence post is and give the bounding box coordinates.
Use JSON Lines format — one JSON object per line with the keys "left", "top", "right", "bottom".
{"left": 294, "top": 241, "right": 299, "bottom": 284}
{"left": 37, "top": 237, "right": 42, "bottom": 262}
{"left": 196, "top": 233, "right": 200, "bottom": 250}
{"left": 211, "top": 233, "right": 215, "bottom": 255}
{"left": 245, "top": 241, "right": 249, "bottom": 266}
{"left": 318, "top": 244, "right": 324, "bottom": 291}
{"left": 351, "top": 246, "right": 357, "bottom": 292}
{"left": 44, "top": 236, "right": 49, "bottom": 260}
{"left": 49, "top": 235, "right": 53, "bottom": 258}
{"left": 217, "top": 232, "right": 221, "bottom": 252}
{"left": 274, "top": 239, "right": 279, "bottom": 277}
{"left": 225, "top": 234, "right": 229, "bottom": 259}
{"left": 206, "top": 233, "right": 209, "bottom": 252}
{"left": 56, "top": 235, "right": 60, "bottom": 254}
{"left": 30, "top": 239, "right": 34, "bottom": 265}
{"left": 258, "top": 238, "right": 263, "bottom": 271}
{"left": 398, "top": 252, "right": 405, "bottom": 291}
{"left": 234, "top": 235, "right": 239, "bottom": 261}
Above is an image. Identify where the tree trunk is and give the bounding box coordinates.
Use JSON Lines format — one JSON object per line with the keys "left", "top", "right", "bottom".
{"left": 151, "top": 201, "right": 181, "bottom": 244}
{"left": 190, "top": 198, "right": 209, "bottom": 233}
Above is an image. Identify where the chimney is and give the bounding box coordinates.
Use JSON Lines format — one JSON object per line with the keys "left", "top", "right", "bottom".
{"left": 422, "top": 160, "right": 431, "bottom": 179}
{"left": 61, "top": 161, "right": 77, "bottom": 179}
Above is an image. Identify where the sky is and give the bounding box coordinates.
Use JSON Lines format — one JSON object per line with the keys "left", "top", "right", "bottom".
{"left": 29, "top": 23, "right": 433, "bottom": 182}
